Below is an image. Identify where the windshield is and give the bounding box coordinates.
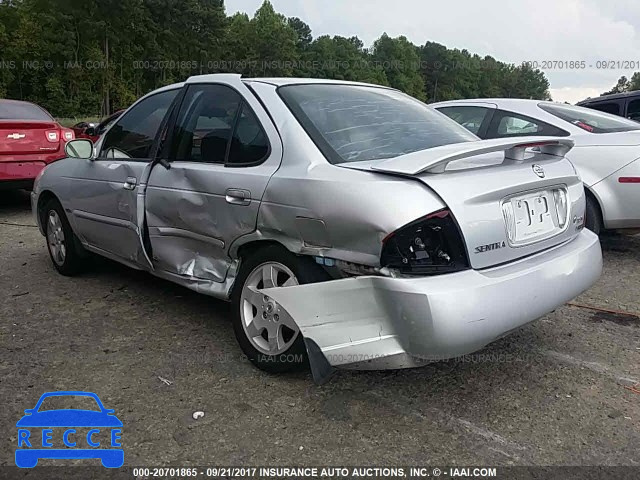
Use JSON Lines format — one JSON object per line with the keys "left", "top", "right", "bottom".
{"left": 0, "top": 100, "right": 53, "bottom": 121}
{"left": 279, "top": 84, "right": 477, "bottom": 164}
{"left": 37, "top": 395, "right": 101, "bottom": 412}
{"left": 538, "top": 102, "right": 640, "bottom": 134}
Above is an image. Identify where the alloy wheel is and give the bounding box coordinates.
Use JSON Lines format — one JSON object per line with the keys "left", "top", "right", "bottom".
{"left": 46, "top": 210, "right": 66, "bottom": 266}
{"left": 240, "top": 262, "right": 300, "bottom": 355}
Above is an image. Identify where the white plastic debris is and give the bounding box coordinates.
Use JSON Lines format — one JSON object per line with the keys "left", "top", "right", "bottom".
{"left": 192, "top": 411, "right": 205, "bottom": 420}
{"left": 158, "top": 376, "right": 173, "bottom": 386}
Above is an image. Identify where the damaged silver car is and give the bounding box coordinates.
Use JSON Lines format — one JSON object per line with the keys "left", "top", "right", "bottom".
{"left": 32, "top": 74, "right": 603, "bottom": 383}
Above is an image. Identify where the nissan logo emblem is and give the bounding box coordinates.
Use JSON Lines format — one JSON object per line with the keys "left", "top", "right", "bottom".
{"left": 532, "top": 164, "right": 545, "bottom": 178}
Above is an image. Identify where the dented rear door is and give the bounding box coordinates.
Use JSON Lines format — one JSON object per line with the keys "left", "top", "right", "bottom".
{"left": 145, "top": 78, "right": 283, "bottom": 282}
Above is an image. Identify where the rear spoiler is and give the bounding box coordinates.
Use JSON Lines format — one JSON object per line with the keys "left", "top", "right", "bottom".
{"left": 369, "top": 137, "right": 575, "bottom": 175}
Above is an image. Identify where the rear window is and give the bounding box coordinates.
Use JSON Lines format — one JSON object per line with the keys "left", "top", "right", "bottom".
{"left": 0, "top": 101, "right": 53, "bottom": 121}
{"left": 279, "top": 84, "right": 477, "bottom": 164}
{"left": 539, "top": 102, "right": 640, "bottom": 134}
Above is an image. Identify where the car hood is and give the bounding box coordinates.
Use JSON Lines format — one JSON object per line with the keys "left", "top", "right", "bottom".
{"left": 16, "top": 410, "right": 123, "bottom": 427}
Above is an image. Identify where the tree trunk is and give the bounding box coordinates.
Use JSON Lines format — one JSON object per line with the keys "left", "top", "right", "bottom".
{"left": 103, "top": 33, "right": 110, "bottom": 116}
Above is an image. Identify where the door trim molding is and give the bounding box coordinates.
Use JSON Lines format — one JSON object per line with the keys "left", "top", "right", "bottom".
{"left": 150, "top": 226, "right": 225, "bottom": 248}
{"left": 72, "top": 209, "right": 137, "bottom": 231}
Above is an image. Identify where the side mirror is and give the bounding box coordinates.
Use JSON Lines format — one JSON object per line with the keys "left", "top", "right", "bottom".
{"left": 24, "top": 409, "right": 34, "bottom": 415}
{"left": 65, "top": 139, "right": 94, "bottom": 160}
{"left": 84, "top": 126, "right": 96, "bottom": 136}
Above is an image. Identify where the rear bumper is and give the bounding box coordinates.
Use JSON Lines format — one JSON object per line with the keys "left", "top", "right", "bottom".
{"left": 0, "top": 161, "right": 46, "bottom": 183}
{"left": 263, "top": 230, "right": 602, "bottom": 381}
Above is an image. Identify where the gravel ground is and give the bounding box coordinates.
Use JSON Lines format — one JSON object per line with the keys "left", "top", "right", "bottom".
{"left": 0, "top": 189, "right": 639, "bottom": 474}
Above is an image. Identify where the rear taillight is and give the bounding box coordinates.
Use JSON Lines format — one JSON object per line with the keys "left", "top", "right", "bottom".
{"left": 63, "top": 129, "right": 74, "bottom": 141}
{"left": 381, "top": 209, "right": 470, "bottom": 275}
{"left": 46, "top": 130, "right": 59, "bottom": 142}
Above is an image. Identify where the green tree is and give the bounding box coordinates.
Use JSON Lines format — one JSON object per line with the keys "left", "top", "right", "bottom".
{"left": 305, "top": 35, "right": 387, "bottom": 84}
{"left": 287, "top": 16, "right": 312, "bottom": 50}
{"left": 0, "top": 0, "right": 553, "bottom": 117}
{"left": 249, "top": 1, "right": 299, "bottom": 76}
{"left": 602, "top": 75, "right": 631, "bottom": 96}
{"left": 371, "top": 33, "right": 425, "bottom": 100}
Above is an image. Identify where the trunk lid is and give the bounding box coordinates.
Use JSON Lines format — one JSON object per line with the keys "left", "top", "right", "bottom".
{"left": 0, "top": 120, "right": 61, "bottom": 156}
{"left": 342, "top": 137, "right": 585, "bottom": 269}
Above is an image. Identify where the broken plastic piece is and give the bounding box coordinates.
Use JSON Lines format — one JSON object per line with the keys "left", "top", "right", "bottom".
{"left": 304, "top": 338, "right": 335, "bottom": 385}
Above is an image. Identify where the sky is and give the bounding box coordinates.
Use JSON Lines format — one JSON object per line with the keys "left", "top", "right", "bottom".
{"left": 227, "top": 0, "right": 640, "bottom": 104}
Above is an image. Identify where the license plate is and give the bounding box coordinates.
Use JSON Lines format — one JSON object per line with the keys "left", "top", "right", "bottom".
{"left": 504, "top": 190, "right": 559, "bottom": 245}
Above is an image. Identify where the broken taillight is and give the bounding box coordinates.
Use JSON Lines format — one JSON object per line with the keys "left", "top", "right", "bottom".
{"left": 381, "top": 209, "right": 470, "bottom": 275}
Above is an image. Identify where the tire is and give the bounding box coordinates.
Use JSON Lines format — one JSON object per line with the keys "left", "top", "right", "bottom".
{"left": 585, "top": 195, "right": 602, "bottom": 235}
{"left": 231, "top": 245, "right": 329, "bottom": 374}
{"left": 42, "top": 198, "right": 86, "bottom": 276}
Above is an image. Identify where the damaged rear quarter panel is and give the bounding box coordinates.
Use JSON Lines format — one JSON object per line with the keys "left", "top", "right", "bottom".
{"left": 239, "top": 81, "right": 447, "bottom": 267}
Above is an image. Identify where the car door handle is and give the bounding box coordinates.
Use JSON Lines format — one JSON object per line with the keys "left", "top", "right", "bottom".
{"left": 123, "top": 177, "right": 137, "bottom": 190}
{"left": 225, "top": 188, "right": 251, "bottom": 206}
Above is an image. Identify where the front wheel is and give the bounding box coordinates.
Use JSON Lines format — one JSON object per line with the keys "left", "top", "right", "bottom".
{"left": 231, "top": 245, "right": 329, "bottom": 373}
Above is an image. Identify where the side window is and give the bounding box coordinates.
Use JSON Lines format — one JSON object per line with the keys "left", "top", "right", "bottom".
{"left": 627, "top": 99, "right": 640, "bottom": 121}
{"left": 588, "top": 102, "right": 621, "bottom": 116}
{"left": 227, "top": 103, "right": 270, "bottom": 165}
{"left": 497, "top": 115, "right": 542, "bottom": 135}
{"left": 487, "top": 110, "right": 569, "bottom": 138}
{"left": 100, "top": 89, "right": 178, "bottom": 159}
{"left": 171, "top": 84, "right": 270, "bottom": 166}
{"left": 172, "top": 84, "right": 241, "bottom": 163}
{"left": 437, "top": 106, "right": 490, "bottom": 135}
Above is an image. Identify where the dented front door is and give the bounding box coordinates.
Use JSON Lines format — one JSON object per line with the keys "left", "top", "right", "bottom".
{"left": 145, "top": 77, "right": 283, "bottom": 284}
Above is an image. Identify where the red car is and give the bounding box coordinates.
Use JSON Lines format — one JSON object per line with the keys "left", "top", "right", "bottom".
{"left": 73, "top": 109, "right": 125, "bottom": 143}
{"left": 0, "top": 99, "right": 74, "bottom": 190}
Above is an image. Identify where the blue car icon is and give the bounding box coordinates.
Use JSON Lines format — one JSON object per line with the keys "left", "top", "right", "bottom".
{"left": 16, "top": 391, "right": 123, "bottom": 468}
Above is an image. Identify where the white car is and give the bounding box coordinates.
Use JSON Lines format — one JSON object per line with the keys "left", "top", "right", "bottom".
{"left": 433, "top": 99, "right": 640, "bottom": 233}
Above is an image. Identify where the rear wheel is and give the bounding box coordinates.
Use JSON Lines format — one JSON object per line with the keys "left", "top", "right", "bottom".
{"left": 43, "top": 199, "right": 85, "bottom": 276}
{"left": 585, "top": 195, "right": 602, "bottom": 235}
{"left": 231, "top": 245, "right": 329, "bottom": 373}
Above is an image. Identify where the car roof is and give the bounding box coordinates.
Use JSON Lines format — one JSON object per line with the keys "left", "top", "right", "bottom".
{"left": 142, "top": 75, "right": 396, "bottom": 105}
{"left": 244, "top": 77, "right": 395, "bottom": 89}
{"left": 182, "top": 73, "right": 395, "bottom": 89}
{"left": 577, "top": 90, "right": 640, "bottom": 105}
{"left": 431, "top": 98, "right": 558, "bottom": 108}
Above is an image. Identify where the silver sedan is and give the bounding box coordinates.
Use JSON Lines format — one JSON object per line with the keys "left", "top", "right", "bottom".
{"left": 433, "top": 98, "right": 640, "bottom": 234}
{"left": 32, "top": 75, "right": 602, "bottom": 382}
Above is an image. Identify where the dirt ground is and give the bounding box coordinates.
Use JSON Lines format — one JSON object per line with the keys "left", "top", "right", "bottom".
{"left": 1, "top": 189, "right": 639, "bottom": 473}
